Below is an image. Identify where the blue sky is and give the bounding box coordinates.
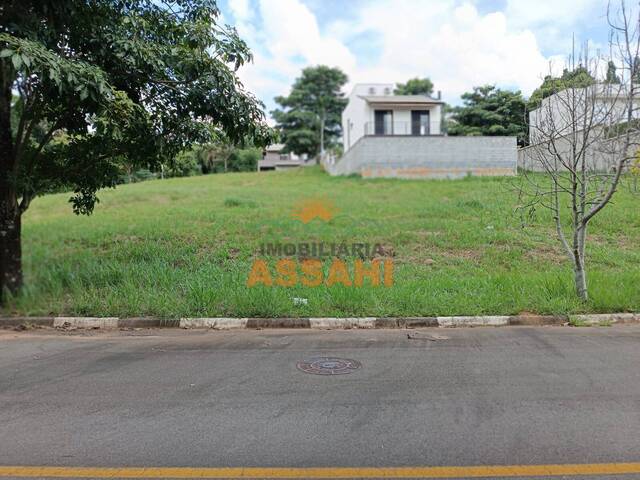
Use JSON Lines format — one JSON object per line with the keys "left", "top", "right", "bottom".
{"left": 218, "top": 0, "right": 611, "bottom": 120}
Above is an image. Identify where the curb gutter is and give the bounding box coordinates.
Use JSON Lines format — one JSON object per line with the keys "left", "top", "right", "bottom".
{"left": 0, "top": 313, "right": 638, "bottom": 330}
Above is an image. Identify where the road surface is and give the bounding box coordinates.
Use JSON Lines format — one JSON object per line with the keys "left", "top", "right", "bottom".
{"left": 1, "top": 326, "right": 639, "bottom": 479}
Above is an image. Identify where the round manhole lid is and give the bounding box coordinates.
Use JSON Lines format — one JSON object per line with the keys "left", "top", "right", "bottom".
{"left": 296, "top": 357, "right": 362, "bottom": 375}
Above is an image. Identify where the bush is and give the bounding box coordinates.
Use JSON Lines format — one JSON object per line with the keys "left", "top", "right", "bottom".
{"left": 164, "top": 150, "right": 201, "bottom": 178}
{"left": 212, "top": 147, "right": 261, "bottom": 173}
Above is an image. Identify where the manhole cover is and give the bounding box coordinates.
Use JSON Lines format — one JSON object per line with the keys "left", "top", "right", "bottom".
{"left": 296, "top": 357, "right": 362, "bottom": 375}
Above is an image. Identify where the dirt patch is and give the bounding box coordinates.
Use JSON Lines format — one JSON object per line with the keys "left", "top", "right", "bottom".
{"left": 113, "top": 235, "right": 144, "bottom": 243}
{"left": 439, "top": 249, "right": 482, "bottom": 261}
{"left": 396, "top": 245, "right": 482, "bottom": 265}
{"left": 373, "top": 244, "right": 396, "bottom": 258}
{"left": 413, "top": 230, "right": 443, "bottom": 238}
{"left": 524, "top": 244, "right": 567, "bottom": 264}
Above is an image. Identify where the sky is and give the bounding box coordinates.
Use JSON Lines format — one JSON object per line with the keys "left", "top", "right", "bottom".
{"left": 218, "top": 0, "right": 612, "bottom": 121}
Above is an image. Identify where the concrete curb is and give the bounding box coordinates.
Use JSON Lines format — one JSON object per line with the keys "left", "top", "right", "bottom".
{"left": 1, "top": 313, "right": 639, "bottom": 330}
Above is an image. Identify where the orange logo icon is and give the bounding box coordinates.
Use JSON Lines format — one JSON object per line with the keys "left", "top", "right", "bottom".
{"left": 291, "top": 199, "right": 338, "bottom": 223}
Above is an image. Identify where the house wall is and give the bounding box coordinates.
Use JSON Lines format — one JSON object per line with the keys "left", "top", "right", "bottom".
{"left": 342, "top": 84, "right": 393, "bottom": 151}
{"left": 529, "top": 84, "right": 640, "bottom": 144}
{"left": 518, "top": 129, "right": 639, "bottom": 172}
{"left": 326, "top": 136, "right": 517, "bottom": 179}
{"left": 378, "top": 106, "right": 442, "bottom": 135}
{"left": 259, "top": 150, "right": 303, "bottom": 170}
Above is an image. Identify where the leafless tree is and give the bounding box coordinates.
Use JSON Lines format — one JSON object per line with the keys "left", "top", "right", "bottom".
{"left": 518, "top": 1, "right": 640, "bottom": 301}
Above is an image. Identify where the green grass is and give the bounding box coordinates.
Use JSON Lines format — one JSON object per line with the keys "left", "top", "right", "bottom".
{"left": 3, "top": 166, "right": 639, "bottom": 317}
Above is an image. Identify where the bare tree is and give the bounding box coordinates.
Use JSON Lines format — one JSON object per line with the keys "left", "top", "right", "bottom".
{"left": 518, "top": 1, "right": 640, "bottom": 301}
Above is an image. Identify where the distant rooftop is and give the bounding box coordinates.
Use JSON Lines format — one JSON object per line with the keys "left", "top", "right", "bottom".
{"left": 265, "top": 143, "right": 285, "bottom": 152}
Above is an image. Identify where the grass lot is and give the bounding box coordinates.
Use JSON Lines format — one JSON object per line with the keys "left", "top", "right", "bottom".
{"left": 2, "top": 166, "right": 639, "bottom": 318}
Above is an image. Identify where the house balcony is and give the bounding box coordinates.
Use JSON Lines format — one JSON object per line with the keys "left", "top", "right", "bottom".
{"left": 364, "top": 121, "right": 442, "bottom": 136}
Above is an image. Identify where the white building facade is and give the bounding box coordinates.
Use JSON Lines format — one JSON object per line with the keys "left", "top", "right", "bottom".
{"left": 342, "top": 83, "right": 444, "bottom": 152}
{"left": 528, "top": 83, "right": 640, "bottom": 144}
{"left": 521, "top": 83, "right": 640, "bottom": 172}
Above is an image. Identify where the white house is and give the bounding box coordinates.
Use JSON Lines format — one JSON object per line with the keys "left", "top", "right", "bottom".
{"left": 258, "top": 144, "right": 308, "bottom": 171}
{"left": 520, "top": 83, "right": 640, "bottom": 171}
{"left": 328, "top": 83, "right": 517, "bottom": 179}
{"left": 342, "top": 83, "right": 444, "bottom": 152}
{"left": 528, "top": 83, "right": 640, "bottom": 144}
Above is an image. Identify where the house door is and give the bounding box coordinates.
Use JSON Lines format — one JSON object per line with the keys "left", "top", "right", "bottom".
{"left": 374, "top": 110, "right": 393, "bottom": 135}
{"left": 411, "top": 110, "right": 430, "bottom": 135}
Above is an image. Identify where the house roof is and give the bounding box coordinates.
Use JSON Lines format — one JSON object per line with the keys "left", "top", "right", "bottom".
{"left": 265, "top": 143, "right": 285, "bottom": 152}
{"left": 360, "top": 95, "right": 444, "bottom": 105}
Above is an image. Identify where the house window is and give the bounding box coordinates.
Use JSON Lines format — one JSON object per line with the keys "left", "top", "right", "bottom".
{"left": 368, "top": 87, "right": 376, "bottom": 95}
{"left": 384, "top": 87, "right": 391, "bottom": 95}
{"left": 411, "top": 110, "right": 430, "bottom": 135}
{"left": 374, "top": 110, "right": 393, "bottom": 135}
{"left": 279, "top": 153, "right": 289, "bottom": 160}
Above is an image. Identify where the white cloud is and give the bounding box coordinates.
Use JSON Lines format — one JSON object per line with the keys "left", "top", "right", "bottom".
{"left": 504, "top": 0, "right": 605, "bottom": 53}
{"left": 230, "top": 0, "right": 357, "bottom": 123}
{"left": 229, "top": 0, "right": 605, "bottom": 120}
{"left": 332, "top": 1, "right": 550, "bottom": 100}
{"left": 227, "top": 0, "right": 252, "bottom": 22}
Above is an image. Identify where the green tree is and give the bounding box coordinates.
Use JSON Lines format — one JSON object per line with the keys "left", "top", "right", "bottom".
{"left": 527, "top": 66, "right": 596, "bottom": 110}
{"left": 196, "top": 135, "right": 235, "bottom": 174}
{"left": 0, "top": 0, "right": 271, "bottom": 302}
{"left": 632, "top": 56, "right": 640, "bottom": 83}
{"left": 272, "top": 66, "right": 347, "bottom": 162}
{"left": 448, "top": 85, "right": 527, "bottom": 145}
{"left": 394, "top": 77, "right": 434, "bottom": 96}
{"left": 605, "top": 60, "right": 621, "bottom": 84}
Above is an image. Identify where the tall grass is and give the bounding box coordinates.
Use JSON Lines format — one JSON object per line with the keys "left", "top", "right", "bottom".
{"left": 3, "top": 166, "right": 639, "bottom": 317}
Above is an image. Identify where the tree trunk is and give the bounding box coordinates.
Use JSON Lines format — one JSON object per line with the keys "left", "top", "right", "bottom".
{"left": 0, "top": 145, "right": 22, "bottom": 303}
{"left": 573, "top": 224, "right": 588, "bottom": 302}
{"left": 317, "top": 115, "right": 325, "bottom": 165}
{"left": 0, "top": 204, "right": 22, "bottom": 303}
{"left": 0, "top": 67, "right": 21, "bottom": 304}
{"left": 574, "top": 265, "right": 588, "bottom": 302}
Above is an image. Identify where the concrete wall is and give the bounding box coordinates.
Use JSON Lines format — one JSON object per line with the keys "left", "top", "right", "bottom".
{"left": 518, "top": 130, "right": 638, "bottom": 172}
{"left": 326, "top": 136, "right": 517, "bottom": 179}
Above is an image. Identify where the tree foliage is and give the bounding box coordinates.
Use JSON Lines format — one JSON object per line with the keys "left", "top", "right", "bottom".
{"left": 272, "top": 65, "right": 347, "bottom": 159}
{"left": 527, "top": 66, "right": 596, "bottom": 110}
{"left": 448, "top": 85, "right": 527, "bottom": 144}
{"left": 605, "top": 60, "right": 621, "bottom": 83}
{"left": 0, "top": 0, "right": 271, "bottom": 300}
{"left": 168, "top": 142, "right": 260, "bottom": 177}
{"left": 394, "top": 77, "right": 434, "bottom": 96}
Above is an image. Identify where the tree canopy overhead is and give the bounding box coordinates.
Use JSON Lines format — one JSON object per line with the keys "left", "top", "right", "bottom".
{"left": 0, "top": 0, "right": 271, "bottom": 300}
{"left": 271, "top": 65, "right": 348, "bottom": 161}
{"left": 394, "top": 77, "right": 434, "bottom": 96}
{"left": 448, "top": 85, "right": 527, "bottom": 144}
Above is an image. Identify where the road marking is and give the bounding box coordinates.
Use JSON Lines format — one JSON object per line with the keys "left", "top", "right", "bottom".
{"left": 1, "top": 464, "right": 640, "bottom": 478}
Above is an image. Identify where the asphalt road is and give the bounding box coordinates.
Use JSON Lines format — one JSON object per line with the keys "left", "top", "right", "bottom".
{"left": 1, "top": 326, "right": 640, "bottom": 479}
